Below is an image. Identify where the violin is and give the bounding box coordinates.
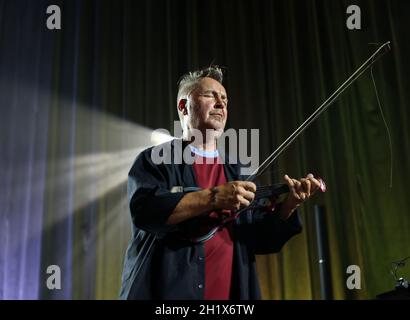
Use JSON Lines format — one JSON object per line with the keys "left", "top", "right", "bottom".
{"left": 175, "top": 180, "right": 326, "bottom": 243}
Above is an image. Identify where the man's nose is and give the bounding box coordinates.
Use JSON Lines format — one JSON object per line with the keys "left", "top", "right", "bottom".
{"left": 214, "top": 96, "right": 225, "bottom": 109}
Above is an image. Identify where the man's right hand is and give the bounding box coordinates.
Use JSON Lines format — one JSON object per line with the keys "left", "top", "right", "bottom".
{"left": 212, "top": 181, "right": 256, "bottom": 211}
{"left": 167, "top": 181, "right": 256, "bottom": 225}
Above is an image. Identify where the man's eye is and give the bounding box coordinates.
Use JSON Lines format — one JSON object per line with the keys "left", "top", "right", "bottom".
{"left": 201, "top": 94, "right": 213, "bottom": 98}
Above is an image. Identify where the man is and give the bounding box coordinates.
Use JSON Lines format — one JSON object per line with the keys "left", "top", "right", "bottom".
{"left": 119, "top": 66, "right": 322, "bottom": 299}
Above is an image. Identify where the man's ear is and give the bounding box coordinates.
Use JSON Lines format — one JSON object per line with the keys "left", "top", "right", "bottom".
{"left": 178, "top": 99, "right": 188, "bottom": 115}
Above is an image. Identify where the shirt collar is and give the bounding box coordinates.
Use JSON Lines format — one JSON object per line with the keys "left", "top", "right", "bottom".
{"left": 189, "top": 145, "right": 219, "bottom": 158}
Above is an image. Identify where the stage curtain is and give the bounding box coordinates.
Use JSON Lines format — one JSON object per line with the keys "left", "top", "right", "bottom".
{"left": 1, "top": 0, "right": 409, "bottom": 299}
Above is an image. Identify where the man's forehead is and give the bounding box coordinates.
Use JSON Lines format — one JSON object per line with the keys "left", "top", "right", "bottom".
{"left": 197, "top": 77, "right": 227, "bottom": 94}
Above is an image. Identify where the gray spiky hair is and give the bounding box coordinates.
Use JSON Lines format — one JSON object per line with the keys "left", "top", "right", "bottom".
{"left": 176, "top": 65, "right": 224, "bottom": 105}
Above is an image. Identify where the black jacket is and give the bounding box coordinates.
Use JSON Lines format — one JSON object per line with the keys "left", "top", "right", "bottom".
{"left": 119, "top": 139, "right": 302, "bottom": 300}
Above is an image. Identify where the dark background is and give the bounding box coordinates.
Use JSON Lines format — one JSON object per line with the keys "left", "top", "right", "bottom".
{"left": 0, "top": 0, "right": 409, "bottom": 299}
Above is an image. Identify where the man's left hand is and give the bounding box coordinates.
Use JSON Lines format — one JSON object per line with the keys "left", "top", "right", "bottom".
{"left": 278, "top": 173, "right": 322, "bottom": 220}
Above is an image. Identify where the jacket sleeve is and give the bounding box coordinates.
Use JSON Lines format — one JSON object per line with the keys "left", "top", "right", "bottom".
{"left": 128, "top": 149, "right": 185, "bottom": 234}
{"left": 235, "top": 203, "right": 303, "bottom": 255}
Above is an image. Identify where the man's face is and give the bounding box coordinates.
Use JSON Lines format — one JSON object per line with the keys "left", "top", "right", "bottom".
{"left": 185, "top": 77, "right": 228, "bottom": 134}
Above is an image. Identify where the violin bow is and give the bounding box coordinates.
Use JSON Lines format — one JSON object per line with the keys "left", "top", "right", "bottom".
{"left": 246, "top": 41, "right": 392, "bottom": 182}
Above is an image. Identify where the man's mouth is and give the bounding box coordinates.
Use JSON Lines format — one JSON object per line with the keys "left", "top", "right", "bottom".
{"left": 209, "top": 113, "right": 224, "bottom": 119}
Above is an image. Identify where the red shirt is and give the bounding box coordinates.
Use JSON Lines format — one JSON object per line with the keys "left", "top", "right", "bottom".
{"left": 192, "top": 150, "right": 234, "bottom": 300}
